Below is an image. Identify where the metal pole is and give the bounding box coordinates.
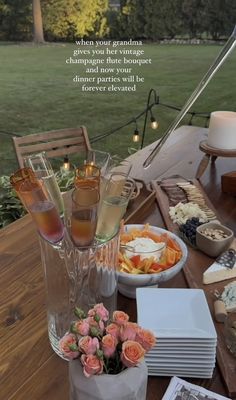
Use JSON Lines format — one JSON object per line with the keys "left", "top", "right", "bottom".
{"left": 141, "top": 89, "right": 158, "bottom": 149}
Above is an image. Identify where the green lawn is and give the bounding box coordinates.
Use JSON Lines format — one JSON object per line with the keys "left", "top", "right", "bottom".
{"left": 0, "top": 42, "right": 235, "bottom": 175}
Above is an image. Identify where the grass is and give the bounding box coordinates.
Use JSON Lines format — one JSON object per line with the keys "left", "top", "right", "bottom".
{"left": 0, "top": 42, "right": 235, "bottom": 175}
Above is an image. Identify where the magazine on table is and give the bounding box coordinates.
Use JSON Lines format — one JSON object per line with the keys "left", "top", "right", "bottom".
{"left": 162, "top": 377, "right": 231, "bottom": 400}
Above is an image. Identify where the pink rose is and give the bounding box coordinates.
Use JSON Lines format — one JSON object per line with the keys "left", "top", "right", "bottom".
{"left": 87, "top": 317, "right": 104, "bottom": 333}
{"left": 112, "top": 311, "right": 129, "bottom": 325}
{"left": 101, "top": 334, "right": 117, "bottom": 358}
{"left": 74, "top": 319, "right": 90, "bottom": 336}
{"left": 119, "top": 322, "right": 139, "bottom": 342}
{"left": 81, "top": 354, "right": 104, "bottom": 378}
{"left": 59, "top": 333, "right": 79, "bottom": 359}
{"left": 88, "top": 303, "right": 109, "bottom": 322}
{"left": 121, "top": 340, "right": 145, "bottom": 368}
{"left": 105, "top": 323, "right": 120, "bottom": 339}
{"left": 79, "top": 336, "right": 99, "bottom": 355}
{"left": 136, "top": 328, "right": 156, "bottom": 352}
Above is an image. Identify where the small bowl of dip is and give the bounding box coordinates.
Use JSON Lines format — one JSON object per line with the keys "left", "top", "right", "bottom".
{"left": 118, "top": 224, "right": 188, "bottom": 298}
{"left": 123, "top": 237, "right": 166, "bottom": 263}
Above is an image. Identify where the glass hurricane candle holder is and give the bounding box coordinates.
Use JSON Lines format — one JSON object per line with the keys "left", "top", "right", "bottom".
{"left": 40, "top": 230, "right": 120, "bottom": 359}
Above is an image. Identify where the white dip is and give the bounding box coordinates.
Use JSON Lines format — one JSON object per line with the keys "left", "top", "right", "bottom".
{"left": 125, "top": 238, "right": 165, "bottom": 261}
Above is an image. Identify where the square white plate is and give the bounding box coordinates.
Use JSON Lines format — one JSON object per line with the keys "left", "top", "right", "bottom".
{"left": 145, "top": 359, "right": 216, "bottom": 368}
{"left": 145, "top": 355, "right": 216, "bottom": 364}
{"left": 155, "top": 337, "right": 216, "bottom": 342}
{"left": 147, "top": 348, "right": 216, "bottom": 358}
{"left": 148, "top": 370, "right": 213, "bottom": 378}
{"left": 137, "top": 288, "right": 216, "bottom": 339}
{"left": 152, "top": 340, "right": 216, "bottom": 345}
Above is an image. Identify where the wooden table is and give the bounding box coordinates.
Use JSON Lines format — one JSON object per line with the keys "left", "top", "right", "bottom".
{"left": 0, "top": 126, "right": 236, "bottom": 400}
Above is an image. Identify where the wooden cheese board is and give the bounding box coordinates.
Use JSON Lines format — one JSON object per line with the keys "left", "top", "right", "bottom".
{"left": 151, "top": 175, "right": 236, "bottom": 398}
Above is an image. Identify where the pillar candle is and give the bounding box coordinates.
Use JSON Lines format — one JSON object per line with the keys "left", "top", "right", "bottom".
{"left": 207, "top": 111, "right": 236, "bottom": 150}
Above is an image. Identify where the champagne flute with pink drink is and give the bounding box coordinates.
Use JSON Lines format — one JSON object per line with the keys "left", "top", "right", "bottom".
{"left": 24, "top": 152, "right": 64, "bottom": 218}
{"left": 18, "top": 179, "right": 64, "bottom": 245}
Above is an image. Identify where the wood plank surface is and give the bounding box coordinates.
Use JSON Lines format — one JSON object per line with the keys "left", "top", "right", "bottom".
{"left": 1, "top": 126, "right": 236, "bottom": 400}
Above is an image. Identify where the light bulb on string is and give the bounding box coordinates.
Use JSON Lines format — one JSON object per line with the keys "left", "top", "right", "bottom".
{"left": 150, "top": 116, "right": 159, "bottom": 129}
{"left": 62, "top": 155, "right": 70, "bottom": 171}
{"left": 150, "top": 108, "right": 159, "bottom": 130}
{"left": 132, "top": 119, "right": 140, "bottom": 142}
{"left": 133, "top": 129, "right": 140, "bottom": 143}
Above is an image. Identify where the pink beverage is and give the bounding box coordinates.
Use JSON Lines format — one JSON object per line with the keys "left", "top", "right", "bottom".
{"left": 30, "top": 201, "right": 64, "bottom": 244}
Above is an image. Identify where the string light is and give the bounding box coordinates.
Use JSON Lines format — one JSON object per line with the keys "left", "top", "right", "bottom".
{"left": 0, "top": 91, "right": 210, "bottom": 146}
{"left": 151, "top": 117, "right": 159, "bottom": 129}
{"left": 150, "top": 108, "right": 159, "bottom": 129}
{"left": 132, "top": 119, "right": 140, "bottom": 142}
{"left": 62, "top": 155, "right": 70, "bottom": 171}
{"left": 133, "top": 129, "right": 140, "bottom": 142}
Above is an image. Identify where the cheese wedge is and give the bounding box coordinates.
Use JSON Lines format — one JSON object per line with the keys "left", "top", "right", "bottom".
{"left": 222, "top": 281, "right": 236, "bottom": 312}
{"left": 203, "top": 261, "right": 236, "bottom": 284}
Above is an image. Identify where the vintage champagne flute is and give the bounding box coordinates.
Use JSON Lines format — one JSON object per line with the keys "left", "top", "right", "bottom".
{"left": 96, "top": 173, "right": 135, "bottom": 242}
{"left": 10, "top": 167, "right": 43, "bottom": 209}
{"left": 106, "top": 156, "right": 132, "bottom": 177}
{"left": 70, "top": 185, "right": 100, "bottom": 247}
{"left": 18, "top": 179, "right": 64, "bottom": 245}
{"left": 100, "top": 156, "right": 132, "bottom": 201}
{"left": 24, "top": 152, "right": 64, "bottom": 217}
{"left": 74, "top": 164, "right": 101, "bottom": 189}
{"left": 85, "top": 149, "right": 111, "bottom": 176}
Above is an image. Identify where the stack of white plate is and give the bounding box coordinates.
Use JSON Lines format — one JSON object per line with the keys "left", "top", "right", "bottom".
{"left": 136, "top": 288, "right": 217, "bottom": 378}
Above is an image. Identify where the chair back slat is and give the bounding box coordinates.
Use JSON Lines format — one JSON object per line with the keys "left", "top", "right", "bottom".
{"left": 13, "top": 127, "right": 91, "bottom": 167}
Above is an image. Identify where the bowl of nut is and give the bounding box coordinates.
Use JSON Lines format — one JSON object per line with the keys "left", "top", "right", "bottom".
{"left": 196, "top": 222, "right": 234, "bottom": 257}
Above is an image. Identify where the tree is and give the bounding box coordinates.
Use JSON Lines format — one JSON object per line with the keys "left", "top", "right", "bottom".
{"left": 114, "top": 0, "right": 145, "bottom": 39}
{"left": 32, "top": 0, "right": 44, "bottom": 43}
{"left": 0, "top": 0, "right": 32, "bottom": 41}
{"left": 182, "top": 0, "right": 205, "bottom": 38}
{"left": 42, "top": 0, "right": 109, "bottom": 40}
{"left": 143, "top": 0, "right": 184, "bottom": 40}
{"left": 202, "top": 0, "right": 236, "bottom": 40}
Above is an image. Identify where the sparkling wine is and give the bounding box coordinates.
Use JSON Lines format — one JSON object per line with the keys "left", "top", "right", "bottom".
{"left": 42, "top": 174, "right": 64, "bottom": 216}
{"left": 96, "top": 196, "right": 128, "bottom": 241}
{"left": 71, "top": 210, "right": 97, "bottom": 246}
{"left": 30, "top": 201, "right": 64, "bottom": 243}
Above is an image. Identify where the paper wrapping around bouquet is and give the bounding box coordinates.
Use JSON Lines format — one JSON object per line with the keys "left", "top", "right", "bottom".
{"left": 69, "top": 359, "right": 148, "bottom": 400}
{"left": 207, "top": 111, "right": 236, "bottom": 150}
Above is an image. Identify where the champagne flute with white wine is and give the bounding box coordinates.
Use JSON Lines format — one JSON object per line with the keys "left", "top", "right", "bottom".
{"left": 96, "top": 173, "right": 135, "bottom": 242}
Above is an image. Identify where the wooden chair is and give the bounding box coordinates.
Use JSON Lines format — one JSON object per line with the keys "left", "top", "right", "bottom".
{"left": 12, "top": 127, "right": 91, "bottom": 168}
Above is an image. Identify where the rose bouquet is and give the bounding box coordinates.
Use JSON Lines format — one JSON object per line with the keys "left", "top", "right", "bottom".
{"left": 59, "top": 303, "right": 155, "bottom": 377}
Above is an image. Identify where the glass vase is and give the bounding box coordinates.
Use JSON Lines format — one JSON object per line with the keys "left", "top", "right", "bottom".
{"left": 39, "top": 230, "right": 119, "bottom": 359}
